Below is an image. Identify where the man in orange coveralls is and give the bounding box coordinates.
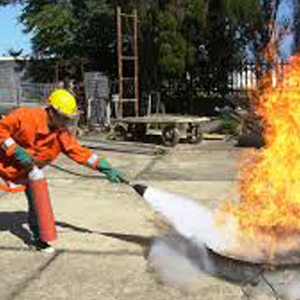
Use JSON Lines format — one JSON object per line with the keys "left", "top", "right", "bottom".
{"left": 0, "top": 88, "right": 123, "bottom": 252}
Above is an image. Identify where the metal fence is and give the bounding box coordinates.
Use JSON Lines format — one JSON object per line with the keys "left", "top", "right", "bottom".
{"left": 0, "top": 83, "right": 57, "bottom": 115}
{"left": 0, "top": 61, "right": 290, "bottom": 118}
{"left": 228, "top": 62, "right": 289, "bottom": 91}
{"left": 198, "top": 61, "right": 289, "bottom": 94}
{"left": 0, "top": 83, "right": 57, "bottom": 104}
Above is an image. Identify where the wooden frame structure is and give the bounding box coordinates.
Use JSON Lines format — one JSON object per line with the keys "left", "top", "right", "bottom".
{"left": 116, "top": 6, "right": 139, "bottom": 118}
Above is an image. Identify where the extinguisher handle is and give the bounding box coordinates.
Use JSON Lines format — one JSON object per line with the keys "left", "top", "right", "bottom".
{"left": 28, "top": 166, "right": 45, "bottom": 180}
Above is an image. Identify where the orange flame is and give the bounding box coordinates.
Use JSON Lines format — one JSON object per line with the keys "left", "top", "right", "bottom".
{"left": 226, "top": 55, "right": 300, "bottom": 235}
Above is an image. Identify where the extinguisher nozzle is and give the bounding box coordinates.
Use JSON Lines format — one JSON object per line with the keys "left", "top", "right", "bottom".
{"left": 132, "top": 184, "right": 147, "bottom": 197}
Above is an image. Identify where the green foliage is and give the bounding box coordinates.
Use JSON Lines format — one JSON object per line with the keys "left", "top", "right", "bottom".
{"left": 24, "top": 3, "right": 74, "bottom": 55}
{"left": 24, "top": 58, "right": 57, "bottom": 82}
{"left": 0, "top": 0, "right": 287, "bottom": 116}
{"left": 157, "top": 10, "right": 186, "bottom": 80}
{"left": 0, "top": 0, "right": 21, "bottom": 4}
{"left": 187, "top": 0, "right": 209, "bottom": 27}
{"left": 217, "top": 112, "right": 240, "bottom": 136}
{"left": 19, "top": 0, "right": 115, "bottom": 80}
{"left": 222, "top": 0, "right": 261, "bottom": 24}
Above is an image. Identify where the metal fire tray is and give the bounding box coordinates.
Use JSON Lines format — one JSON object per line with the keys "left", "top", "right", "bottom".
{"left": 205, "top": 235, "right": 300, "bottom": 266}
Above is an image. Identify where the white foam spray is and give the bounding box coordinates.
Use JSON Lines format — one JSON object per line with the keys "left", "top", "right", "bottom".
{"left": 143, "top": 185, "right": 300, "bottom": 296}
{"left": 148, "top": 236, "right": 204, "bottom": 290}
{"left": 143, "top": 186, "right": 214, "bottom": 245}
{"left": 143, "top": 186, "right": 300, "bottom": 264}
{"left": 143, "top": 186, "right": 247, "bottom": 258}
{"left": 282, "top": 283, "right": 300, "bottom": 300}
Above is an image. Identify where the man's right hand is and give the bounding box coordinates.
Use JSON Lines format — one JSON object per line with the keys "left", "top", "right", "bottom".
{"left": 13, "top": 146, "right": 33, "bottom": 169}
{"left": 97, "top": 158, "right": 123, "bottom": 183}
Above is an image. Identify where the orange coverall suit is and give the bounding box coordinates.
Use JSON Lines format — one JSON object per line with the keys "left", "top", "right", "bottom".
{"left": 0, "top": 107, "right": 98, "bottom": 240}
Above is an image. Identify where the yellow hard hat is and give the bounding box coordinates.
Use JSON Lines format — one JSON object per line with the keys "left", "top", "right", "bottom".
{"left": 48, "top": 89, "right": 77, "bottom": 117}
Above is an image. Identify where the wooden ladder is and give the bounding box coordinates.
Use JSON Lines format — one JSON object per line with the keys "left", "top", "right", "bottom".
{"left": 116, "top": 6, "right": 139, "bottom": 118}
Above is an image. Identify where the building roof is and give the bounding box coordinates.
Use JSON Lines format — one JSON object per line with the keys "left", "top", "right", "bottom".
{"left": 0, "top": 56, "right": 30, "bottom": 61}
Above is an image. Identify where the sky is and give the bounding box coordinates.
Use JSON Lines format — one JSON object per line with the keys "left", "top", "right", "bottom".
{"left": 0, "top": 4, "right": 32, "bottom": 56}
{"left": 277, "top": 0, "right": 295, "bottom": 58}
{"left": 0, "top": 1, "right": 296, "bottom": 58}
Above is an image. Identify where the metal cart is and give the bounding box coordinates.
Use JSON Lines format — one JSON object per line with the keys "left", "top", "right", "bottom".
{"left": 111, "top": 114, "right": 211, "bottom": 147}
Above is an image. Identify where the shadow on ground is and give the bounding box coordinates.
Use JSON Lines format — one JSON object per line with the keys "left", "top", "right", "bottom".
{"left": 0, "top": 211, "right": 152, "bottom": 253}
{"left": 0, "top": 211, "right": 274, "bottom": 293}
{"left": 0, "top": 211, "right": 33, "bottom": 245}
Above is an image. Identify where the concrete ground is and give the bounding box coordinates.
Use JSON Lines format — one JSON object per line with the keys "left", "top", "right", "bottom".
{"left": 0, "top": 139, "right": 275, "bottom": 300}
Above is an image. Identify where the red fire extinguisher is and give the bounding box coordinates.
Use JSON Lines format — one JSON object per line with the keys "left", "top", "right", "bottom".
{"left": 28, "top": 167, "right": 56, "bottom": 242}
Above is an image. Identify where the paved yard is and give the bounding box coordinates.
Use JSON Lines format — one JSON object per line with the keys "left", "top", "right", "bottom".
{"left": 0, "top": 140, "right": 294, "bottom": 300}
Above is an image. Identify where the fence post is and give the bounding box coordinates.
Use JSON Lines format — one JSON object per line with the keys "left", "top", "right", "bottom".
{"left": 16, "top": 86, "right": 21, "bottom": 107}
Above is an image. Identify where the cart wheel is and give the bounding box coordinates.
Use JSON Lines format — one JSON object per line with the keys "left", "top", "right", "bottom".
{"left": 187, "top": 124, "right": 203, "bottom": 144}
{"left": 129, "top": 123, "right": 147, "bottom": 141}
{"left": 162, "top": 125, "right": 180, "bottom": 147}
{"left": 113, "top": 124, "right": 127, "bottom": 141}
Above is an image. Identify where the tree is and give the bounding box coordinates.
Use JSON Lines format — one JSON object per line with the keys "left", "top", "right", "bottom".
{"left": 18, "top": 0, "right": 115, "bottom": 81}
{"left": 137, "top": 0, "right": 285, "bottom": 113}
{"left": 0, "top": 0, "right": 21, "bottom": 4}
{"left": 0, "top": 0, "right": 290, "bottom": 115}
{"left": 137, "top": 0, "right": 192, "bottom": 113}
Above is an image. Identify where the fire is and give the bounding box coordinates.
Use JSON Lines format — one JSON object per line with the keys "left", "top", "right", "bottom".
{"left": 225, "top": 55, "right": 300, "bottom": 235}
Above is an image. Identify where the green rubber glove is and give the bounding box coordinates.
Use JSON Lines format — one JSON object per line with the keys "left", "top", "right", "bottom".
{"left": 97, "top": 159, "right": 123, "bottom": 183}
{"left": 14, "top": 146, "right": 33, "bottom": 169}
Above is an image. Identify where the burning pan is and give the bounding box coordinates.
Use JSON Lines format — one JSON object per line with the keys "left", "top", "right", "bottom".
{"left": 204, "top": 231, "right": 300, "bottom": 267}
{"left": 130, "top": 183, "right": 300, "bottom": 267}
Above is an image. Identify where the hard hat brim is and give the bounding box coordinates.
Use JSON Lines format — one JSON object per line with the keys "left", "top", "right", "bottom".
{"left": 61, "top": 112, "right": 78, "bottom": 119}
{"left": 51, "top": 105, "right": 78, "bottom": 119}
